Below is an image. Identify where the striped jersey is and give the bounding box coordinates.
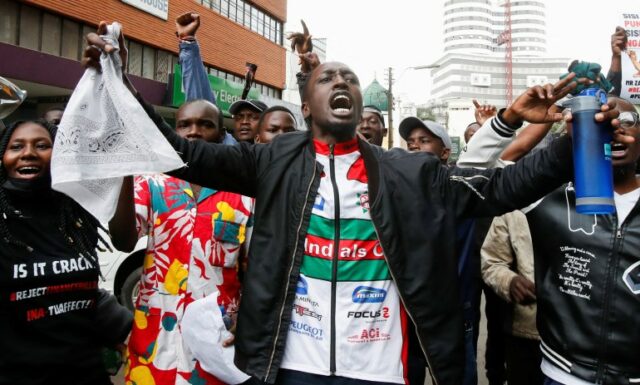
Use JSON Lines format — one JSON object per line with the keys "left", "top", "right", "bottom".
{"left": 280, "top": 138, "right": 408, "bottom": 384}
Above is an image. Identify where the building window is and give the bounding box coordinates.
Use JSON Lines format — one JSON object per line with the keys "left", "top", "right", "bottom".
{"left": 41, "top": 13, "right": 61, "bottom": 56}
{"left": 194, "top": 0, "right": 284, "bottom": 45}
{"left": 60, "top": 19, "right": 81, "bottom": 60}
{"left": 128, "top": 40, "right": 143, "bottom": 76}
{"left": 156, "top": 50, "right": 170, "bottom": 83}
{"left": 220, "top": 0, "right": 229, "bottom": 17}
{"left": 142, "top": 45, "right": 156, "bottom": 79}
{"left": 0, "top": 1, "right": 19, "bottom": 45}
{"left": 19, "top": 5, "right": 41, "bottom": 51}
{"left": 228, "top": 0, "right": 237, "bottom": 22}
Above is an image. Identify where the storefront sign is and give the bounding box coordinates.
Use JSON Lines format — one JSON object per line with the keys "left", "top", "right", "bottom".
{"left": 170, "top": 64, "right": 260, "bottom": 117}
{"left": 121, "top": 0, "right": 169, "bottom": 20}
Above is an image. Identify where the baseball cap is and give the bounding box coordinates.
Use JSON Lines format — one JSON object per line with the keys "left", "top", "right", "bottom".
{"left": 229, "top": 99, "right": 267, "bottom": 115}
{"left": 362, "top": 105, "right": 385, "bottom": 127}
{"left": 399, "top": 117, "right": 452, "bottom": 149}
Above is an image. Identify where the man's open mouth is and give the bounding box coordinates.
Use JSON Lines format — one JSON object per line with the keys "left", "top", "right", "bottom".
{"left": 330, "top": 92, "right": 353, "bottom": 114}
{"left": 611, "top": 143, "right": 628, "bottom": 159}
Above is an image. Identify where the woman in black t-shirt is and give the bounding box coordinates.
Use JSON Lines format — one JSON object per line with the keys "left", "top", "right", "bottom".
{"left": 0, "top": 120, "right": 132, "bottom": 385}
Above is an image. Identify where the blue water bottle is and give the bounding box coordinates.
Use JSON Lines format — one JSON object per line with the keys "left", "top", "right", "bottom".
{"left": 567, "top": 88, "right": 614, "bottom": 214}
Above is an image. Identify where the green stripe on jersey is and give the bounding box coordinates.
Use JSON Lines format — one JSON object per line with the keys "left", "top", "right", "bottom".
{"left": 300, "top": 255, "right": 391, "bottom": 281}
{"left": 308, "top": 215, "right": 377, "bottom": 241}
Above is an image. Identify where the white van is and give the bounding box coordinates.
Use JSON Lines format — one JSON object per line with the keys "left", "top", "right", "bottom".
{"left": 98, "top": 234, "right": 147, "bottom": 311}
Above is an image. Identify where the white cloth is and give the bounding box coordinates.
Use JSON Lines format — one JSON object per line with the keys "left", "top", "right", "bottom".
{"left": 51, "top": 23, "right": 184, "bottom": 222}
{"left": 181, "top": 292, "right": 250, "bottom": 384}
{"left": 614, "top": 187, "right": 640, "bottom": 225}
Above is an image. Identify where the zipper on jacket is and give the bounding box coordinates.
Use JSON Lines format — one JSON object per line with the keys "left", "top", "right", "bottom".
{"left": 369, "top": 222, "right": 440, "bottom": 385}
{"left": 264, "top": 163, "right": 318, "bottom": 381}
{"left": 595, "top": 217, "right": 624, "bottom": 383}
{"left": 329, "top": 145, "right": 341, "bottom": 375}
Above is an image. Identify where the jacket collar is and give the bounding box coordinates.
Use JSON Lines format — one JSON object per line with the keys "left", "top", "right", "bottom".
{"left": 312, "top": 137, "right": 359, "bottom": 156}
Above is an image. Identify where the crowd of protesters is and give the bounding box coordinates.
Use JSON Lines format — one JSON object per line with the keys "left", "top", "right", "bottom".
{"left": 0, "top": 10, "right": 638, "bottom": 385}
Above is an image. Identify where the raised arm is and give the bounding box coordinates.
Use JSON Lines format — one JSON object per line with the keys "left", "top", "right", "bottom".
{"left": 500, "top": 120, "right": 555, "bottom": 162}
{"left": 176, "top": 12, "right": 216, "bottom": 104}
{"left": 456, "top": 110, "right": 520, "bottom": 169}
{"left": 607, "top": 26, "right": 627, "bottom": 97}
{"left": 288, "top": 20, "right": 320, "bottom": 102}
{"left": 442, "top": 74, "right": 624, "bottom": 218}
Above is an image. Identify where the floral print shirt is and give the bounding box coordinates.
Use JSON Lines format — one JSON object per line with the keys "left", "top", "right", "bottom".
{"left": 125, "top": 174, "right": 253, "bottom": 385}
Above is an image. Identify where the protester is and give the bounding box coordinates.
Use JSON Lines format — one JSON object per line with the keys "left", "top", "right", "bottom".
{"left": 107, "top": 16, "right": 254, "bottom": 385}
{"left": 0, "top": 119, "right": 132, "bottom": 385}
{"left": 230, "top": 99, "right": 267, "bottom": 143}
{"left": 399, "top": 118, "right": 451, "bottom": 162}
{"left": 451, "top": 61, "right": 638, "bottom": 383}
{"left": 255, "top": 105, "right": 297, "bottom": 144}
{"left": 462, "top": 100, "right": 497, "bottom": 146}
{"left": 481, "top": 211, "right": 542, "bottom": 385}
{"left": 469, "top": 94, "right": 638, "bottom": 385}
{"left": 464, "top": 122, "right": 480, "bottom": 144}
{"left": 86, "top": 22, "right": 631, "bottom": 384}
{"left": 528, "top": 96, "right": 639, "bottom": 385}
{"left": 607, "top": 26, "right": 627, "bottom": 97}
{"left": 358, "top": 105, "right": 387, "bottom": 146}
{"left": 176, "top": 12, "right": 236, "bottom": 145}
{"left": 42, "top": 106, "right": 63, "bottom": 126}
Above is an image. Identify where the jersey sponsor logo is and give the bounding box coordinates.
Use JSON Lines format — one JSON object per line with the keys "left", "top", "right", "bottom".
{"left": 352, "top": 286, "right": 387, "bottom": 303}
{"left": 305, "top": 237, "right": 380, "bottom": 260}
{"left": 346, "top": 307, "right": 389, "bottom": 319}
{"left": 294, "top": 304, "right": 323, "bottom": 321}
{"left": 357, "top": 192, "right": 370, "bottom": 213}
{"left": 295, "top": 295, "right": 319, "bottom": 308}
{"left": 347, "top": 327, "right": 391, "bottom": 343}
{"left": 290, "top": 321, "right": 324, "bottom": 340}
{"left": 296, "top": 276, "right": 308, "bottom": 295}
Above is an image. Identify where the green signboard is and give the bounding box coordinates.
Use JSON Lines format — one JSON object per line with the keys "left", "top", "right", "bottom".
{"left": 169, "top": 64, "right": 260, "bottom": 117}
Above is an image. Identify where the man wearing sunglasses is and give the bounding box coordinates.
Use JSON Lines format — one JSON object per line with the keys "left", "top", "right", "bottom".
{"left": 464, "top": 96, "right": 640, "bottom": 385}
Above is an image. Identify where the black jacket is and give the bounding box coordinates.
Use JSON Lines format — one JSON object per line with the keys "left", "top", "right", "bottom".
{"left": 141, "top": 98, "right": 573, "bottom": 385}
{"left": 527, "top": 185, "right": 640, "bottom": 385}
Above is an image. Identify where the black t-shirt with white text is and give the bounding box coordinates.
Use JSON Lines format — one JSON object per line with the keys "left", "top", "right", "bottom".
{"left": 0, "top": 188, "right": 107, "bottom": 384}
